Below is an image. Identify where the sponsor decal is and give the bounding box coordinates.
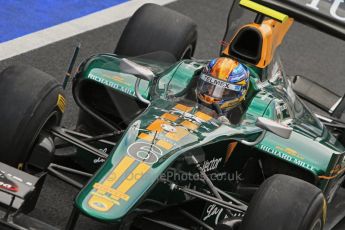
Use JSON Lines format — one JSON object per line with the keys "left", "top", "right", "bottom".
{"left": 0, "top": 181, "right": 17, "bottom": 192}
{"left": 0, "top": 170, "right": 33, "bottom": 187}
{"left": 111, "top": 76, "right": 130, "bottom": 86}
{"left": 88, "top": 72, "right": 135, "bottom": 96}
{"left": 202, "top": 204, "right": 244, "bottom": 225}
{"left": 259, "top": 144, "right": 315, "bottom": 171}
{"left": 200, "top": 73, "right": 242, "bottom": 91}
{"left": 0, "top": 172, "right": 20, "bottom": 192}
{"left": 276, "top": 146, "right": 304, "bottom": 160}
{"left": 57, "top": 94, "right": 66, "bottom": 113}
{"left": 202, "top": 157, "right": 222, "bottom": 172}
{"left": 94, "top": 157, "right": 106, "bottom": 164}
{"left": 93, "top": 148, "right": 108, "bottom": 164}
{"left": 203, "top": 204, "right": 223, "bottom": 223}
{"left": 306, "top": 0, "right": 345, "bottom": 22}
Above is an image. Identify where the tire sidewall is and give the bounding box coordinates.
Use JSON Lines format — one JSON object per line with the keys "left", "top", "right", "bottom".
{"left": 0, "top": 65, "right": 64, "bottom": 167}
{"left": 240, "top": 174, "right": 326, "bottom": 230}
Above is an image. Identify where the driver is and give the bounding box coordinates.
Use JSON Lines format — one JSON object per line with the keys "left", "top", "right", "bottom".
{"left": 197, "top": 57, "right": 250, "bottom": 125}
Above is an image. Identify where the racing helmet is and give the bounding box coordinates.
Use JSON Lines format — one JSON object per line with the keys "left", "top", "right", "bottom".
{"left": 197, "top": 57, "right": 250, "bottom": 112}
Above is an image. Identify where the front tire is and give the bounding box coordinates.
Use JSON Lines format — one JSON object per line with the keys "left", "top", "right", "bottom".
{"left": 240, "top": 174, "right": 326, "bottom": 230}
{"left": 76, "top": 3, "right": 198, "bottom": 134}
{"left": 115, "top": 3, "right": 198, "bottom": 60}
{"left": 0, "top": 65, "right": 64, "bottom": 168}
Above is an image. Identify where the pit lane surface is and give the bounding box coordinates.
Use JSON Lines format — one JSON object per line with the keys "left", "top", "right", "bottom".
{"left": 0, "top": 0, "right": 127, "bottom": 43}
{"left": 0, "top": 0, "right": 344, "bottom": 229}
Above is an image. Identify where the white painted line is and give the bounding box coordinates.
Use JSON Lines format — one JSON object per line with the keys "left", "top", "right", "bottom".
{"left": 0, "top": 0, "right": 177, "bottom": 61}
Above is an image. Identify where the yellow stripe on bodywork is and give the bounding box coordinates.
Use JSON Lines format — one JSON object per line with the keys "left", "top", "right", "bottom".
{"left": 88, "top": 156, "right": 135, "bottom": 212}
{"left": 195, "top": 111, "right": 212, "bottom": 122}
{"left": 166, "top": 126, "right": 189, "bottom": 141}
{"left": 115, "top": 162, "right": 150, "bottom": 196}
{"left": 240, "top": 0, "right": 289, "bottom": 23}
{"left": 156, "top": 140, "right": 173, "bottom": 150}
{"left": 174, "top": 104, "right": 192, "bottom": 112}
{"left": 89, "top": 156, "right": 151, "bottom": 212}
{"left": 100, "top": 156, "right": 135, "bottom": 194}
{"left": 161, "top": 113, "right": 179, "bottom": 122}
{"left": 138, "top": 133, "right": 154, "bottom": 142}
{"left": 147, "top": 119, "right": 167, "bottom": 133}
{"left": 181, "top": 120, "right": 199, "bottom": 130}
{"left": 94, "top": 183, "right": 130, "bottom": 201}
{"left": 91, "top": 192, "right": 120, "bottom": 205}
{"left": 88, "top": 193, "right": 119, "bottom": 212}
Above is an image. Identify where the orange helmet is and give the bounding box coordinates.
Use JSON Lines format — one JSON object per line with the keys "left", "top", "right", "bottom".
{"left": 197, "top": 57, "right": 250, "bottom": 111}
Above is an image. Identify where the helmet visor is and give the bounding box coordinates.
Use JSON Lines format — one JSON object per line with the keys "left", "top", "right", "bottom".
{"left": 197, "top": 73, "right": 243, "bottom": 103}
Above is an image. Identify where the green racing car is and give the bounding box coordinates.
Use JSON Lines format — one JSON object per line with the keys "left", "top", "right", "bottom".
{"left": 0, "top": 0, "right": 344, "bottom": 229}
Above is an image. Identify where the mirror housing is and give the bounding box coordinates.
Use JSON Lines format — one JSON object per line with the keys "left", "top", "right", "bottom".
{"left": 256, "top": 117, "right": 292, "bottom": 139}
{"left": 120, "top": 58, "right": 155, "bottom": 81}
{"left": 120, "top": 58, "right": 155, "bottom": 105}
{"left": 241, "top": 117, "right": 292, "bottom": 146}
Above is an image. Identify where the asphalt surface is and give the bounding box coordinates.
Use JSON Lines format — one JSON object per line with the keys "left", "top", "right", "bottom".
{"left": 0, "top": 0, "right": 344, "bottom": 229}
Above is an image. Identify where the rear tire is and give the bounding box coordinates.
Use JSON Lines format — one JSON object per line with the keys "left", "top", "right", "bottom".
{"left": 0, "top": 65, "right": 64, "bottom": 168}
{"left": 240, "top": 174, "right": 326, "bottom": 230}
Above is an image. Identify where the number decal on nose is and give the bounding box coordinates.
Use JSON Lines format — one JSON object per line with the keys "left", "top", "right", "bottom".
{"left": 127, "top": 142, "right": 163, "bottom": 164}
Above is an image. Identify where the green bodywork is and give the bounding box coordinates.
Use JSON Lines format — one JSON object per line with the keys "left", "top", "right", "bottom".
{"left": 73, "top": 54, "right": 345, "bottom": 222}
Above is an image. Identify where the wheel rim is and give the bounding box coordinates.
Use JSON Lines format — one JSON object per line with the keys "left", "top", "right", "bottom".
{"left": 310, "top": 218, "right": 322, "bottom": 230}
{"left": 24, "top": 111, "right": 60, "bottom": 170}
{"left": 180, "top": 44, "right": 193, "bottom": 60}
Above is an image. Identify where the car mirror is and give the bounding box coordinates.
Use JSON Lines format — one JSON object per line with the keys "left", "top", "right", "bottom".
{"left": 119, "top": 58, "right": 155, "bottom": 105}
{"left": 256, "top": 117, "right": 292, "bottom": 139}
{"left": 120, "top": 58, "right": 155, "bottom": 81}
